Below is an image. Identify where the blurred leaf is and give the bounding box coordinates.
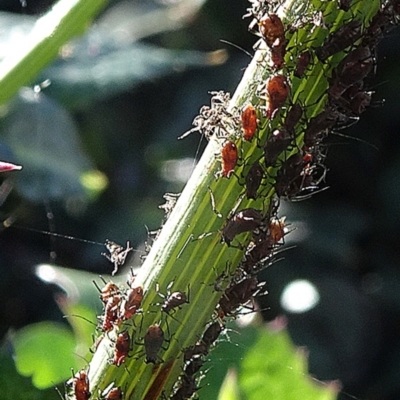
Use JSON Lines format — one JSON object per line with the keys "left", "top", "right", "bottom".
{"left": 0, "top": 350, "right": 59, "bottom": 400}
{"left": 0, "top": 88, "right": 93, "bottom": 203}
{"left": 13, "top": 322, "right": 78, "bottom": 389}
{"left": 218, "top": 368, "right": 242, "bottom": 400}
{"left": 239, "top": 325, "right": 339, "bottom": 400}
{"left": 42, "top": 41, "right": 226, "bottom": 109}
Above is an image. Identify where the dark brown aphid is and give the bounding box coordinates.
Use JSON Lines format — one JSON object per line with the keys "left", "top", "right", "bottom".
{"left": 284, "top": 103, "right": 303, "bottom": 134}
{"left": 294, "top": 50, "right": 311, "bottom": 78}
{"left": 349, "top": 91, "right": 372, "bottom": 115}
{"left": 339, "top": 0, "right": 353, "bottom": 11}
{"left": 183, "top": 342, "right": 208, "bottom": 362}
{"left": 120, "top": 286, "right": 143, "bottom": 321}
{"left": 201, "top": 321, "right": 223, "bottom": 348}
{"left": 162, "top": 291, "right": 188, "bottom": 313}
{"left": 222, "top": 208, "right": 263, "bottom": 245}
{"left": 264, "top": 75, "right": 290, "bottom": 119}
{"left": 264, "top": 128, "right": 292, "bottom": 167}
{"left": 242, "top": 233, "right": 275, "bottom": 273}
{"left": 219, "top": 277, "right": 260, "bottom": 317}
{"left": 144, "top": 324, "right": 164, "bottom": 364}
{"left": 171, "top": 375, "right": 198, "bottom": 400}
{"left": 304, "top": 108, "right": 339, "bottom": 147}
{"left": 328, "top": 46, "right": 374, "bottom": 100}
{"left": 245, "top": 162, "right": 264, "bottom": 199}
{"left": 113, "top": 331, "right": 130, "bottom": 367}
{"left": 316, "top": 19, "right": 362, "bottom": 61}
{"left": 102, "top": 294, "right": 122, "bottom": 332}
{"left": 259, "top": 13, "right": 285, "bottom": 48}
{"left": 72, "top": 370, "right": 91, "bottom": 400}
{"left": 184, "top": 357, "right": 204, "bottom": 377}
{"left": 220, "top": 141, "right": 238, "bottom": 178}
{"left": 241, "top": 104, "right": 258, "bottom": 141}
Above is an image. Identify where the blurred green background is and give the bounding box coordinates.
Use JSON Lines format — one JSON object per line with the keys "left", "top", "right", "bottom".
{"left": 0, "top": 0, "right": 399, "bottom": 399}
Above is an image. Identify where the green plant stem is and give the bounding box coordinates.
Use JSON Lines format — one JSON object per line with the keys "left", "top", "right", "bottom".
{"left": 85, "top": 0, "right": 381, "bottom": 398}
{"left": 0, "top": 0, "right": 108, "bottom": 105}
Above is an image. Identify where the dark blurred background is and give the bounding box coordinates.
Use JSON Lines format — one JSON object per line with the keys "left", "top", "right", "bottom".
{"left": 0, "top": 0, "right": 399, "bottom": 399}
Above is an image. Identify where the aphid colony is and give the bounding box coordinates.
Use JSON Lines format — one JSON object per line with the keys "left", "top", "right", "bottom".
{"left": 71, "top": 1, "right": 400, "bottom": 399}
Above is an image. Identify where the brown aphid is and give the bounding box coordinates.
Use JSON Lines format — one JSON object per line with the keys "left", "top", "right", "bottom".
{"left": 120, "top": 286, "right": 143, "bottom": 321}
{"left": 264, "top": 75, "right": 290, "bottom": 119}
{"left": 103, "top": 386, "right": 122, "bottom": 400}
{"left": 220, "top": 141, "right": 238, "bottom": 178}
{"left": 349, "top": 91, "right": 372, "bottom": 115}
{"left": 241, "top": 104, "right": 258, "bottom": 141}
{"left": 113, "top": 331, "right": 130, "bottom": 367}
{"left": 245, "top": 162, "right": 264, "bottom": 199}
{"left": 183, "top": 342, "right": 208, "bottom": 361}
{"left": 242, "top": 234, "right": 275, "bottom": 273}
{"left": 222, "top": 208, "right": 263, "bottom": 245}
{"left": 259, "top": 13, "right": 285, "bottom": 48}
{"left": 102, "top": 294, "right": 121, "bottom": 332}
{"left": 219, "top": 277, "right": 260, "bottom": 316}
{"left": 184, "top": 357, "right": 204, "bottom": 377}
{"left": 294, "top": 50, "right": 311, "bottom": 78}
{"left": 72, "top": 370, "right": 91, "bottom": 400}
{"left": 99, "top": 282, "right": 120, "bottom": 304}
{"left": 171, "top": 375, "right": 198, "bottom": 400}
{"left": 316, "top": 19, "right": 362, "bottom": 61}
{"left": 269, "top": 217, "right": 287, "bottom": 244}
{"left": 264, "top": 128, "right": 292, "bottom": 167}
{"left": 144, "top": 324, "right": 164, "bottom": 364}
{"left": 162, "top": 291, "right": 188, "bottom": 313}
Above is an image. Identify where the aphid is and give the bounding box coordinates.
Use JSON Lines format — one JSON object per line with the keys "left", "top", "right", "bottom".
{"left": 339, "top": 0, "right": 353, "bottom": 11}
{"left": 284, "top": 103, "right": 303, "bottom": 135}
{"left": 102, "top": 294, "right": 122, "bottom": 332}
{"left": 72, "top": 370, "right": 91, "bottom": 400}
{"left": 113, "top": 331, "right": 131, "bottom": 367}
{"left": 144, "top": 324, "right": 164, "bottom": 364}
{"left": 304, "top": 108, "right": 339, "bottom": 147}
{"left": 241, "top": 104, "right": 258, "bottom": 141}
{"left": 102, "top": 239, "right": 133, "bottom": 276}
{"left": 183, "top": 342, "right": 208, "bottom": 361}
{"left": 259, "top": 13, "right": 285, "bottom": 48}
{"left": 264, "top": 128, "right": 292, "bottom": 167}
{"left": 171, "top": 375, "right": 197, "bottom": 400}
{"left": 316, "top": 19, "right": 362, "bottom": 61}
{"left": 158, "top": 283, "right": 189, "bottom": 314}
{"left": 184, "top": 356, "right": 204, "bottom": 377}
{"left": 245, "top": 162, "right": 264, "bottom": 199}
{"left": 242, "top": 234, "right": 275, "bottom": 273}
{"left": 201, "top": 321, "right": 223, "bottom": 348}
{"left": 294, "top": 50, "right": 311, "bottom": 78}
{"left": 264, "top": 74, "right": 290, "bottom": 119}
{"left": 222, "top": 208, "right": 263, "bottom": 245}
{"left": 328, "top": 46, "right": 374, "bottom": 100}
{"left": 269, "top": 217, "right": 287, "bottom": 244}
{"left": 95, "top": 280, "right": 120, "bottom": 304}
{"left": 270, "top": 42, "right": 286, "bottom": 70}
{"left": 349, "top": 90, "right": 372, "bottom": 115}
{"left": 120, "top": 286, "right": 144, "bottom": 321}
{"left": 219, "top": 277, "right": 260, "bottom": 317}
{"left": 220, "top": 141, "right": 238, "bottom": 178}
{"left": 102, "top": 386, "right": 123, "bottom": 400}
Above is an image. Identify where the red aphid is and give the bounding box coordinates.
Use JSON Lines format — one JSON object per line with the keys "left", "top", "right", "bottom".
{"left": 99, "top": 282, "right": 120, "bottom": 304}
{"left": 220, "top": 141, "right": 238, "bottom": 178}
{"left": 120, "top": 286, "right": 143, "bottom": 320}
{"left": 265, "top": 75, "right": 290, "bottom": 119}
{"left": 113, "top": 331, "right": 130, "bottom": 367}
{"left": 269, "top": 217, "right": 286, "bottom": 244}
{"left": 241, "top": 104, "right": 258, "bottom": 141}
{"left": 104, "top": 387, "right": 122, "bottom": 400}
{"left": 259, "top": 13, "right": 285, "bottom": 48}
{"left": 73, "top": 370, "right": 91, "bottom": 400}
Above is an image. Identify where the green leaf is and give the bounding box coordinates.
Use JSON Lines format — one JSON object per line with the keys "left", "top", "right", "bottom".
{"left": 218, "top": 368, "right": 242, "bottom": 400}
{"left": 13, "top": 322, "right": 78, "bottom": 389}
{"left": 239, "top": 326, "right": 339, "bottom": 400}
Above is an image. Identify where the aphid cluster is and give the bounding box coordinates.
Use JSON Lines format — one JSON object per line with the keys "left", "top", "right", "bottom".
{"left": 74, "top": 2, "right": 399, "bottom": 399}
